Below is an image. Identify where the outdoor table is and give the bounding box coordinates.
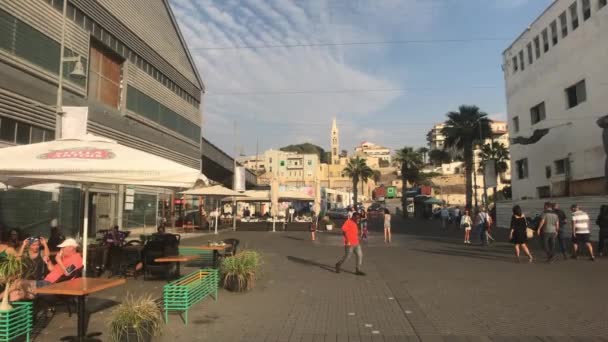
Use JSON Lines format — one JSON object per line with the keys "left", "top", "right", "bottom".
{"left": 181, "top": 244, "right": 231, "bottom": 268}
{"left": 154, "top": 255, "right": 198, "bottom": 279}
{"left": 36, "top": 277, "right": 126, "bottom": 341}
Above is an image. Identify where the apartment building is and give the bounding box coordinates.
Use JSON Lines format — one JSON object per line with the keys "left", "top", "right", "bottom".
{"left": 354, "top": 141, "right": 392, "bottom": 167}
{"left": 237, "top": 155, "right": 266, "bottom": 173}
{"left": 427, "top": 123, "right": 447, "bottom": 151}
{"left": 503, "top": 0, "right": 608, "bottom": 200}
{"left": 0, "top": 0, "right": 204, "bottom": 234}
{"left": 260, "top": 150, "right": 320, "bottom": 186}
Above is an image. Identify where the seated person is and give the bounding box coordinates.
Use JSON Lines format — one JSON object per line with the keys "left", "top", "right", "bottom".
{"left": 18, "top": 236, "right": 50, "bottom": 281}
{"left": 47, "top": 226, "right": 65, "bottom": 252}
{"left": 103, "top": 225, "right": 126, "bottom": 247}
{"left": 3, "top": 238, "right": 83, "bottom": 301}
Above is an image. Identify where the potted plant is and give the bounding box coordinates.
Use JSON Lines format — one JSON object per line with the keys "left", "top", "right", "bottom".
{"left": 0, "top": 254, "right": 27, "bottom": 311}
{"left": 108, "top": 294, "right": 163, "bottom": 342}
{"left": 220, "top": 250, "right": 261, "bottom": 292}
{"left": 322, "top": 216, "right": 334, "bottom": 231}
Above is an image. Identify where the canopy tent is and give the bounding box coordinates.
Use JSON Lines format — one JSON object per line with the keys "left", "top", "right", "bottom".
{"left": 278, "top": 190, "right": 314, "bottom": 201}
{"left": 221, "top": 190, "right": 270, "bottom": 202}
{"left": 0, "top": 134, "right": 202, "bottom": 273}
{"left": 179, "top": 185, "right": 246, "bottom": 234}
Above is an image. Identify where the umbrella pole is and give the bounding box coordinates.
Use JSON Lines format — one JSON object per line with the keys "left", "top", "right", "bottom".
{"left": 82, "top": 185, "right": 89, "bottom": 275}
{"left": 232, "top": 197, "right": 237, "bottom": 231}
{"left": 214, "top": 198, "right": 219, "bottom": 235}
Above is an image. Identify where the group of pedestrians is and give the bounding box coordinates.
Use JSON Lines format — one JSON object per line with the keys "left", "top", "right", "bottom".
{"left": 459, "top": 206, "right": 495, "bottom": 245}
{"left": 508, "top": 201, "right": 607, "bottom": 263}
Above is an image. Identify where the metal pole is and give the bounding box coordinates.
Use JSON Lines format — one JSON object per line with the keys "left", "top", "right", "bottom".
{"left": 232, "top": 121, "right": 237, "bottom": 231}
{"left": 82, "top": 185, "right": 89, "bottom": 275}
{"left": 55, "top": 0, "right": 68, "bottom": 139}
{"left": 214, "top": 199, "right": 219, "bottom": 235}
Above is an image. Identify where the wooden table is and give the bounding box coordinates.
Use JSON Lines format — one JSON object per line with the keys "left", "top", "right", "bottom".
{"left": 154, "top": 255, "right": 198, "bottom": 278}
{"left": 180, "top": 244, "right": 231, "bottom": 268}
{"left": 36, "top": 277, "right": 126, "bottom": 341}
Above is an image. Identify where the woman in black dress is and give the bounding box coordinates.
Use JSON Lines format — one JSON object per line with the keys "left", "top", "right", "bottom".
{"left": 509, "top": 205, "right": 533, "bottom": 263}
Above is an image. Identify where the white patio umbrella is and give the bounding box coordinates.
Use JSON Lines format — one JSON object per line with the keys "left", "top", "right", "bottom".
{"left": 179, "top": 185, "right": 246, "bottom": 234}
{"left": 278, "top": 190, "right": 314, "bottom": 201}
{"left": 0, "top": 134, "right": 201, "bottom": 272}
{"left": 313, "top": 180, "right": 321, "bottom": 214}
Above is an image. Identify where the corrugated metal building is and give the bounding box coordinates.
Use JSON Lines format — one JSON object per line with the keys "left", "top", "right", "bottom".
{"left": 0, "top": 0, "right": 205, "bottom": 236}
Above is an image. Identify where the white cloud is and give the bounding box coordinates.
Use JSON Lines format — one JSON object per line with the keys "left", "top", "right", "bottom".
{"left": 170, "top": 0, "right": 439, "bottom": 155}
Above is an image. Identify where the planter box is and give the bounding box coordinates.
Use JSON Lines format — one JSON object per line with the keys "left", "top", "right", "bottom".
{"left": 326, "top": 225, "right": 333, "bottom": 231}
{"left": 0, "top": 301, "right": 33, "bottom": 342}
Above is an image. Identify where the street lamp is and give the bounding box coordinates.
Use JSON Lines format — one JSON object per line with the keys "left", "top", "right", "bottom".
{"left": 55, "top": 0, "right": 87, "bottom": 139}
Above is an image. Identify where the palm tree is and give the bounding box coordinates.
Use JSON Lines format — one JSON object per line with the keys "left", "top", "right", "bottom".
{"left": 417, "top": 147, "right": 429, "bottom": 165}
{"left": 441, "top": 105, "right": 492, "bottom": 209}
{"left": 479, "top": 141, "right": 510, "bottom": 201}
{"left": 394, "top": 147, "right": 424, "bottom": 217}
{"left": 343, "top": 157, "right": 373, "bottom": 205}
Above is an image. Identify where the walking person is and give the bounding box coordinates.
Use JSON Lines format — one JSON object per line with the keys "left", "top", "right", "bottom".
{"left": 509, "top": 205, "right": 533, "bottom": 263}
{"left": 440, "top": 206, "right": 449, "bottom": 229}
{"left": 537, "top": 202, "right": 560, "bottom": 262}
{"left": 383, "top": 208, "right": 392, "bottom": 244}
{"left": 335, "top": 212, "right": 365, "bottom": 276}
{"left": 596, "top": 205, "right": 608, "bottom": 257}
{"left": 454, "top": 207, "right": 461, "bottom": 229}
{"left": 310, "top": 211, "right": 318, "bottom": 241}
{"left": 553, "top": 203, "right": 570, "bottom": 259}
{"left": 571, "top": 204, "right": 595, "bottom": 261}
{"left": 360, "top": 209, "right": 369, "bottom": 241}
{"left": 477, "top": 207, "right": 491, "bottom": 246}
{"left": 461, "top": 208, "right": 473, "bottom": 244}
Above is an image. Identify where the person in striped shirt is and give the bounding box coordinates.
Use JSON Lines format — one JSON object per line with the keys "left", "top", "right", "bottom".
{"left": 570, "top": 204, "right": 595, "bottom": 261}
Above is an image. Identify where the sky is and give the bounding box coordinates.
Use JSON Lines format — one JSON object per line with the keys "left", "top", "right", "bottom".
{"left": 169, "top": 0, "right": 554, "bottom": 157}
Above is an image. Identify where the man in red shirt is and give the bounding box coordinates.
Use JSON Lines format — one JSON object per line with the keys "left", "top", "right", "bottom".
{"left": 335, "top": 212, "right": 365, "bottom": 276}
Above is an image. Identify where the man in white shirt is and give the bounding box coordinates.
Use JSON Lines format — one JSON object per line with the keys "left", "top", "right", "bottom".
{"left": 570, "top": 204, "right": 595, "bottom": 261}
{"left": 440, "top": 206, "right": 449, "bottom": 229}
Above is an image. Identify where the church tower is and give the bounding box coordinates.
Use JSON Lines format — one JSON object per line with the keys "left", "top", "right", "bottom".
{"left": 330, "top": 118, "right": 340, "bottom": 165}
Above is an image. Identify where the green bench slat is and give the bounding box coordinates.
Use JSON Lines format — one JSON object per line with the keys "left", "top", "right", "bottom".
{"left": 163, "top": 269, "right": 218, "bottom": 325}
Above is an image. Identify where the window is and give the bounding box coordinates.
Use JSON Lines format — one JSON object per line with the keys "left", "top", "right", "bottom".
{"left": 88, "top": 42, "right": 122, "bottom": 108}
{"left": 550, "top": 21, "right": 558, "bottom": 45}
{"left": 527, "top": 43, "right": 533, "bottom": 64}
{"left": 541, "top": 29, "right": 549, "bottom": 52}
{"left": 15, "top": 122, "right": 30, "bottom": 145}
{"left": 280, "top": 161, "right": 285, "bottom": 166}
{"left": 600, "top": 0, "right": 607, "bottom": 9}
{"left": 560, "top": 12, "right": 568, "bottom": 37}
{"left": 512, "top": 116, "right": 520, "bottom": 133}
{"left": 512, "top": 56, "right": 518, "bottom": 72}
{"left": 555, "top": 158, "right": 569, "bottom": 175}
{"left": 0, "top": 117, "right": 16, "bottom": 142}
{"left": 566, "top": 80, "right": 587, "bottom": 108}
{"left": 534, "top": 36, "right": 541, "bottom": 58}
{"left": 582, "top": 0, "right": 591, "bottom": 20}
{"left": 530, "top": 102, "right": 546, "bottom": 124}
{"left": 519, "top": 50, "right": 525, "bottom": 71}
{"left": 545, "top": 166, "right": 552, "bottom": 179}
{"left": 307, "top": 160, "right": 312, "bottom": 166}
{"left": 516, "top": 159, "right": 529, "bottom": 179}
{"left": 31, "top": 126, "right": 44, "bottom": 143}
{"left": 570, "top": 2, "right": 579, "bottom": 30}
{"left": 537, "top": 186, "right": 551, "bottom": 199}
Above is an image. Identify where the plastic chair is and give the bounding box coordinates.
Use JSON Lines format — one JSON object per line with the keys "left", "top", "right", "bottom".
{"left": 222, "top": 238, "right": 240, "bottom": 257}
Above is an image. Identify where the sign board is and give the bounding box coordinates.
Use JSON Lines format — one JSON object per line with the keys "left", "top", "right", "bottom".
{"left": 484, "top": 160, "right": 498, "bottom": 188}
{"left": 233, "top": 166, "right": 246, "bottom": 192}
{"left": 61, "top": 106, "right": 88, "bottom": 138}
{"left": 126, "top": 189, "right": 135, "bottom": 196}
{"left": 125, "top": 203, "right": 134, "bottom": 210}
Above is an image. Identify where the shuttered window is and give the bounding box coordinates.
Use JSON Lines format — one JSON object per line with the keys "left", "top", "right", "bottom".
{"left": 126, "top": 86, "right": 200, "bottom": 142}
{"left": 88, "top": 43, "right": 122, "bottom": 108}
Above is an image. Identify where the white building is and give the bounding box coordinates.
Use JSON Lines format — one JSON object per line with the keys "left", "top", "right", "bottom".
{"left": 237, "top": 155, "right": 266, "bottom": 173}
{"left": 262, "top": 150, "right": 320, "bottom": 186}
{"left": 427, "top": 124, "right": 447, "bottom": 151}
{"left": 354, "top": 141, "right": 392, "bottom": 166}
{"left": 503, "top": 0, "right": 608, "bottom": 200}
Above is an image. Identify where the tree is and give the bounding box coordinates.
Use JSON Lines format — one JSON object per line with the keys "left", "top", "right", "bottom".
{"left": 417, "top": 147, "right": 429, "bottom": 165}
{"left": 394, "top": 147, "right": 424, "bottom": 217}
{"left": 372, "top": 170, "right": 382, "bottom": 184}
{"left": 478, "top": 141, "right": 510, "bottom": 203}
{"left": 441, "top": 105, "right": 492, "bottom": 209}
{"left": 428, "top": 149, "right": 451, "bottom": 166}
{"left": 343, "top": 157, "right": 373, "bottom": 205}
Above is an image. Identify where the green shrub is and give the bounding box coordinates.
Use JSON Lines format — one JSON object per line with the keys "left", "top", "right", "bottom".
{"left": 108, "top": 294, "right": 163, "bottom": 342}
{"left": 220, "top": 250, "right": 262, "bottom": 292}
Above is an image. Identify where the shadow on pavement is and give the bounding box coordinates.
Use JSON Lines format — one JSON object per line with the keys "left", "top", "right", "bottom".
{"left": 412, "top": 246, "right": 518, "bottom": 263}
{"left": 287, "top": 256, "right": 355, "bottom": 275}
{"left": 283, "top": 235, "right": 307, "bottom": 241}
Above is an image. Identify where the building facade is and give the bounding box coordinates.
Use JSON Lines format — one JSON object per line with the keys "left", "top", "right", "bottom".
{"left": 503, "top": 0, "right": 608, "bottom": 200}
{"left": 0, "top": 0, "right": 204, "bottom": 235}
{"left": 354, "top": 141, "right": 392, "bottom": 166}
{"left": 427, "top": 123, "right": 447, "bottom": 151}
{"left": 258, "top": 150, "right": 320, "bottom": 187}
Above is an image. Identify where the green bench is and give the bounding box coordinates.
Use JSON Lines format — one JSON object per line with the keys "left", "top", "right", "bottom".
{"left": 179, "top": 247, "right": 217, "bottom": 267}
{"left": 163, "top": 269, "right": 218, "bottom": 324}
{"left": 0, "top": 301, "right": 33, "bottom": 342}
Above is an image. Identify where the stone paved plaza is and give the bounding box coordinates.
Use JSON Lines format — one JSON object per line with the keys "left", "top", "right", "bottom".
{"left": 37, "top": 215, "right": 608, "bottom": 342}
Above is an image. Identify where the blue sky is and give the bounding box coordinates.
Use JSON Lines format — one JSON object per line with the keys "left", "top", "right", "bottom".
{"left": 169, "top": 0, "right": 554, "bottom": 156}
